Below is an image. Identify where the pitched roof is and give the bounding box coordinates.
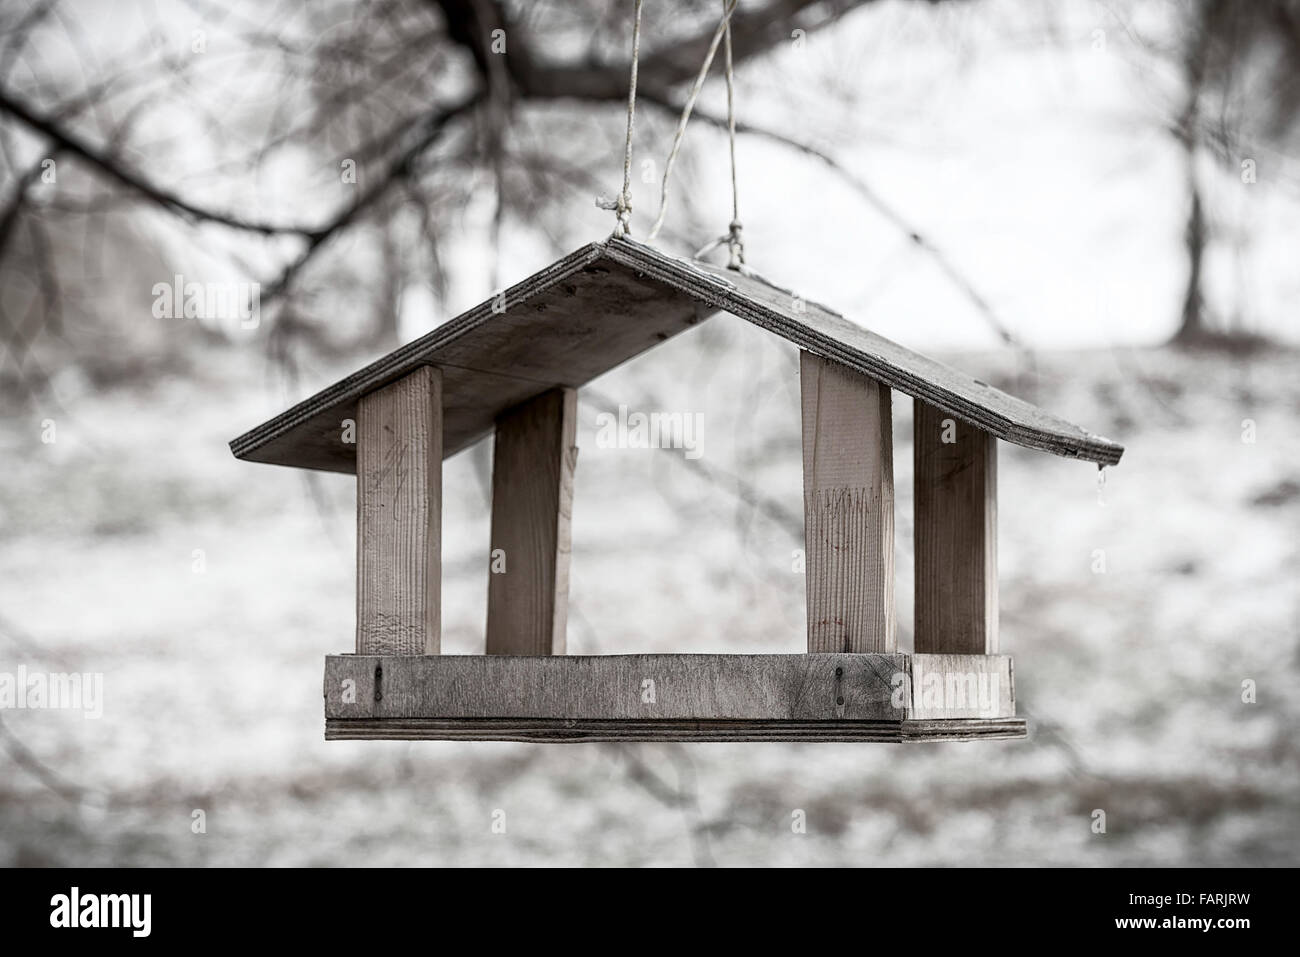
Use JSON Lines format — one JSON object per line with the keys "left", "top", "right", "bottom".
{"left": 230, "top": 237, "right": 1124, "bottom": 472}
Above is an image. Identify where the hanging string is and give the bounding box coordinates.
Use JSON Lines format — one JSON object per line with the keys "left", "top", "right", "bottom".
{"left": 686, "top": 7, "right": 745, "bottom": 271}
{"left": 721, "top": 1, "right": 743, "bottom": 269}
{"left": 597, "top": 0, "right": 643, "bottom": 238}
{"left": 602, "top": 0, "right": 746, "bottom": 263}
{"left": 646, "top": 0, "right": 739, "bottom": 243}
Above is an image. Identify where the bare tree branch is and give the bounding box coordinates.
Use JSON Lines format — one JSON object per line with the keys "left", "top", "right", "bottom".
{"left": 643, "top": 94, "right": 1024, "bottom": 347}
{"left": 262, "top": 89, "right": 483, "bottom": 302}
{"left": 432, "top": 0, "right": 873, "bottom": 99}
{"left": 0, "top": 87, "right": 323, "bottom": 237}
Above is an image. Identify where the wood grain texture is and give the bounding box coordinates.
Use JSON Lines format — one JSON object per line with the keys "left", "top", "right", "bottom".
{"left": 322, "top": 653, "right": 1020, "bottom": 741}
{"left": 604, "top": 240, "right": 1122, "bottom": 465}
{"left": 323, "top": 653, "right": 1014, "bottom": 719}
{"left": 326, "top": 653, "right": 912, "bottom": 721}
{"left": 486, "top": 388, "right": 578, "bottom": 655}
{"left": 229, "top": 244, "right": 710, "bottom": 473}
{"left": 800, "top": 352, "right": 896, "bottom": 653}
{"left": 231, "top": 239, "right": 1123, "bottom": 474}
{"left": 324, "top": 717, "right": 1028, "bottom": 743}
{"left": 914, "top": 402, "right": 998, "bottom": 655}
{"left": 356, "top": 367, "right": 442, "bottom": 655}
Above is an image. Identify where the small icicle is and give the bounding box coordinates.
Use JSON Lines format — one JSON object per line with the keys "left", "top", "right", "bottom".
{"left": 1096, "top": 464, "right": 1107, "bottom": 507}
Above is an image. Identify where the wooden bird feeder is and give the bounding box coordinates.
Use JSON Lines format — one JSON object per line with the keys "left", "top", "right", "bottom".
{"left": 231, "top": 238, "right": 1123, "bottom": 743}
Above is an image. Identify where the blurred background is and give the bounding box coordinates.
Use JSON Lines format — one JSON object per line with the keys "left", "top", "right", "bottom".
{"left": 1, "top": 0, "right": 1297, "bottom": 866}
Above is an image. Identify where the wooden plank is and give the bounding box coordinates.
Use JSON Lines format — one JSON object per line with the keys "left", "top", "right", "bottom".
{"left": 230, "top": 239, "right": 1123, "bottom": 474}
{"left": 356, "top": 367, "right": 442, "bottom": 655}
{"left": 323, "top": 652, "right": 1019, "bottom": 741}
{"left": 485, "top": 388, "right": 578, "bottom": 655}
{"left": 325, "top": 717, "right": 1028, "bottom": 743}
{"left": 606, "top": 240, "right": 1122, "bottom": 465}
{"left": 800, "top": 352, "right": 896, "bottom": 653}
{"left": 324, "top": 653, "right": 1013, "bottom": 719}
{"left": 325, "top": 653, "right": 918, "bottom": 721}
{"left": 229, "top": 243, "right": 712, "bottom": 473}
{"left": 913, "top": 402, "right": 998, "bottom": 655}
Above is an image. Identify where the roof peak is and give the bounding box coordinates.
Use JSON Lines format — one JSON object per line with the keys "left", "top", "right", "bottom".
{"left": 231, "top": 238, "right": 1122, "bottom": 472}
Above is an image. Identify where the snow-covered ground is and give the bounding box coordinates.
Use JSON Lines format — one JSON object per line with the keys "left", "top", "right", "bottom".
{"left": 2, "top": 326, "right": 1296, "bottom": 866}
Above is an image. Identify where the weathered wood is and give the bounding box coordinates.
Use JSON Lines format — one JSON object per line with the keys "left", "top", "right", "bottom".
{"left": 356, "top": 367, "right": 442, "bottom": 655}
{"left": 486, "top": 388, "right": 578, "bottom": 655}
{"left": 231, "top": 239, "right": 1124, "bottom": 474}
{"left": 323, "top": 653, "right": 1015, "bottom": 721}
{"left": 325, "top": 717, "right": 1028, "bottom": 743}
{"left": 328, "top": 653, "right": 907, "bottom": 720}
{"left": 612, "top": 240, "right": 1123, "bottom": 465}
{"left": 800, "top": 352, "right": 896, "bottom": 654}
{"left": 914, "top": 402, "right": 998, "bottom": 655}
{"left": 230, "top": 245, "right": 710, "bottom": 473}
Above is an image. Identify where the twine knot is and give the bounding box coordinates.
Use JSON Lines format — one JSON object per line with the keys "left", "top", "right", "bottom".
{"left": 726, "top": 219, "right": 744, "bottom": 269}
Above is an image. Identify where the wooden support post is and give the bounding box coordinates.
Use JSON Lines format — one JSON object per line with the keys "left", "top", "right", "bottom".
{"left": 800, "top": 351, "right": 895, "bottom": 653}
{"left": 913, "top": 401, "right": 998, "bottom": 654}
{"left": 356, "top": 366, "right": 443, "bottom": 655}
{"left": 485, "top": 388, "right": 578, "bottom": 655}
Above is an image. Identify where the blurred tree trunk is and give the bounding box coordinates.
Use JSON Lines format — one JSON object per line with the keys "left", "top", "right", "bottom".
{"left": 377, "top": 219, "right": 402, "bottom": 348}
{"left": 1176, "top": 158, "right": 1207, "bottom": 344}
{"left": 1172, "top": 0, "right": 1217, "bottom": 345}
